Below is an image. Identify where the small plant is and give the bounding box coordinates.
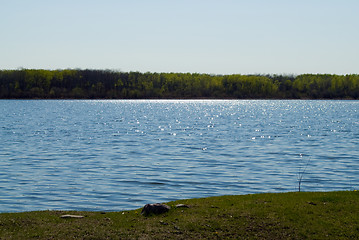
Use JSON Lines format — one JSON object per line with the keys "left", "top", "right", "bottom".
{"left": 297, "top": 155, "right": 311, "bottom": 192}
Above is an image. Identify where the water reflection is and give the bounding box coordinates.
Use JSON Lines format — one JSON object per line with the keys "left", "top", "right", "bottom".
{"left": 0, "top": 100, "right": 358, "bottom": 212}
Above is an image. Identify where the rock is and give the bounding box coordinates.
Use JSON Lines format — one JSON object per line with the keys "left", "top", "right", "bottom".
{"left": 60, "top": 214, "right": 84, "bottom": 219}
{"left": 141, "top": 203, "right": 170, "bottom": 216}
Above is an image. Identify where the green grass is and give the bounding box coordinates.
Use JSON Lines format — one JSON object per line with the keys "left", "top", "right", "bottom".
{"left": 0, "top": 191, "right": 358, "bottom": 239}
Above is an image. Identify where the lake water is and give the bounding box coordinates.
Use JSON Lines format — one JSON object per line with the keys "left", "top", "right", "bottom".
{"left": 1, "top": 100, "right": 358, "bottom": 212}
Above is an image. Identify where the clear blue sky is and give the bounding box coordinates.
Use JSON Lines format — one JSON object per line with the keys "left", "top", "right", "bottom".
{"left": 1, "top": 0, "right": 358, "bottom": 75}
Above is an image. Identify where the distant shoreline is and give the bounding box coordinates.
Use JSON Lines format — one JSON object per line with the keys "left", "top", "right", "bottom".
{"left": 1, "top": 69, "right": 358, "bottom": 99}
{"left": 1, "top": 98, "right": 358, "bottom": 100}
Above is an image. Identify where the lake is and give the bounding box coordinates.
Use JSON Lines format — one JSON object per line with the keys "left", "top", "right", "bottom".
{"left": 0, "top": 100, "right": 358, "bottom": 212}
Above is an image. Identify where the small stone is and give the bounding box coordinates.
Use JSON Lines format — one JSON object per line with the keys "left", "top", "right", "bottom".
{"left": 141, "top": 203, "right": 170, "bottom": 216}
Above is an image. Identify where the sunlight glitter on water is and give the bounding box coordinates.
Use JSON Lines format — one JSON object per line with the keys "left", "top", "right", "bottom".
{"left": 0, "top": 100, "right": 358, "bottom": 212}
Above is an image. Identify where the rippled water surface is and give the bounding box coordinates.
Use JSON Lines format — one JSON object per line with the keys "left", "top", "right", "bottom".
{"left": 1, "top": 100, "right": 358, "bottom": 212}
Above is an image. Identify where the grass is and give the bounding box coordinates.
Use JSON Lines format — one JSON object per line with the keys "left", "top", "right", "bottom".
{"left": 0, "top": 191, "right": 358, "bottom": 239}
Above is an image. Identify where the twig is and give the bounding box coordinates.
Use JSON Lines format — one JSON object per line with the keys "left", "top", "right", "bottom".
{"left": 297, "top": 156, "right": 311, "bottom": 192}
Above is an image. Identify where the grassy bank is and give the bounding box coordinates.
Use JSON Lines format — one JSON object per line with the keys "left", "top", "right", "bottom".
{"left": 0, "top": 191, "right": 358, "bottom": 239}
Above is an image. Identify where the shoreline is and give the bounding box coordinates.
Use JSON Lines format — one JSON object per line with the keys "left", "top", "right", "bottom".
{"left": 1, "top": 98, "right": 358, "bottom": 100}
{"left": 1, "top": 191, "right": 358, "bottom": 239}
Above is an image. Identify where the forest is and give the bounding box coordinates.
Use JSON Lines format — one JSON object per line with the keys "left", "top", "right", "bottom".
{"left": 0, "top": 69, "right": 358, "bottom": 99}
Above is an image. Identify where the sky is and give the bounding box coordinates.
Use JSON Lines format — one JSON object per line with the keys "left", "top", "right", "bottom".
{"left": 1, "top": 0, "right": 358, "bottom": 75}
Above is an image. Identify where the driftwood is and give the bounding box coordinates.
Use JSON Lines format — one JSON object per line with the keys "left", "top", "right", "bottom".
{"left": 60, "top": 214, "right": 84, "bottom": 219}
{"left": 175, "top": 204, "right": 189, "bottom": 208}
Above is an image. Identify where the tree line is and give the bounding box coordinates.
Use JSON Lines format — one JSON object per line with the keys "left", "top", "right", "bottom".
{"left": 0, "top": 69, "right": 358, "bottom": 99}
